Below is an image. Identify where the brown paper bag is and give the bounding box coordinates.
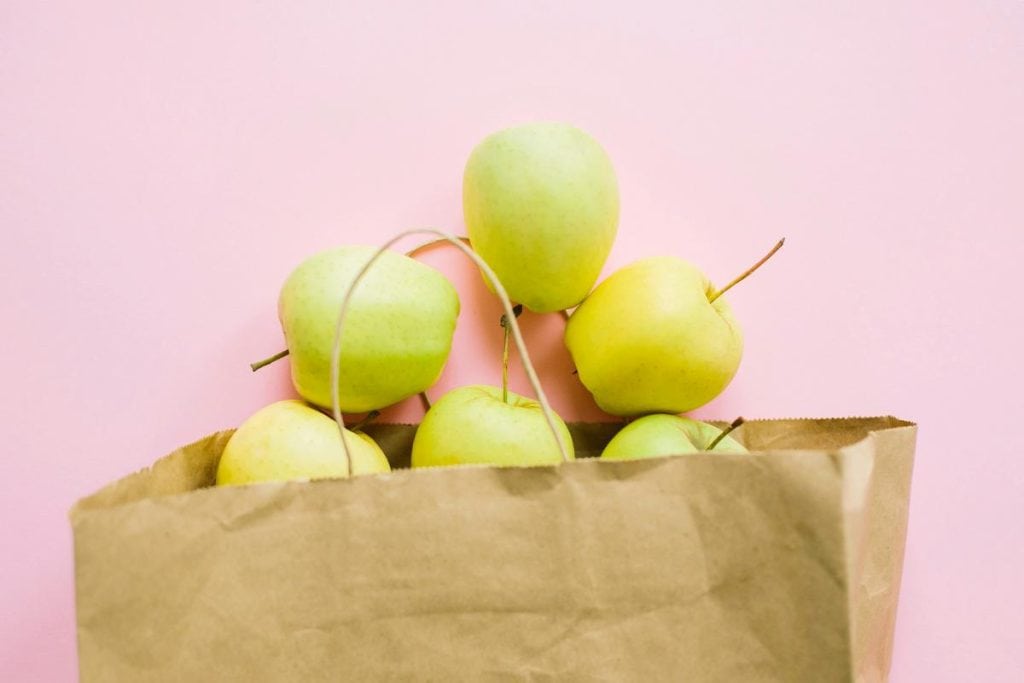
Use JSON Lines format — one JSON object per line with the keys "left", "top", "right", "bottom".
{"left": 70, "top": 416, "right": 915, "bottom": 682}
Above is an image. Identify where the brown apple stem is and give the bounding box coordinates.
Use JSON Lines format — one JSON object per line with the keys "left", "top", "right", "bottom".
{"left": 499, "top": 304, "right": 523, "bottom": 404}
{"left": 347, "top": 410, "right": 381, "bottom": 432}
{"left": 419, "top": 391, "right": 432, "bottom": 412}
{"left": 708, "top": 238, "right": 785, "bottom": 303}
{"left": 559, "top": 309, "right": 570, "bottom": 322}
{"left": 404, "top": 236, "right": 471, "bottom": 258}
{"left": 249, "top": 349, "right": 289, "bottom": 372}
{"left": 707, "top": 417, "right": 745, "bottom": 451}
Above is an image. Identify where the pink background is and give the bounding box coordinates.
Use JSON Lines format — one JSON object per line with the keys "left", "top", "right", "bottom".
{"left": 3, "top": 2, "right": 1022, "bottom": 680}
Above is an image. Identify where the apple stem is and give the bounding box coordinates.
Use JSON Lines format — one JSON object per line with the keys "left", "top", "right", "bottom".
{"left": 500, "top": 305, "right": 523, "bottom": 403}
{"left": 560, "top": 309, "right": 570, "bottom": 322}
{"left": 707, "top": 417, "right": 745, "bottom": 451}
{"left": 405, "top": 235, "right": 471, "bottom": 258}
{"left": 708, "top": 238, "right": 785, "bottom": 304}
{"left": 249, "top": 349, "right": 289, "bottom": 372}
{"left": 347, "top": 410, "right": 381, "bottom": 432}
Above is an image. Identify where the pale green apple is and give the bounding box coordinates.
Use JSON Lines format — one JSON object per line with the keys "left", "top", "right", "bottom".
{"left": 463, "top": 122, "right": 619, "bottom": 312}
{"left": 565, "top": 257, "right": 743, "bottom": 416}
{"left": 279, "top": 246, "right": 459, "bottom": 413}
{"left": 601, "top": 414, "right": 748, "bottom": 461}
{"left": 216, "top": 400, "right": 390, "bottom": 486}
{"left": 411, "top": 385, "right": 575, "bottom": 468}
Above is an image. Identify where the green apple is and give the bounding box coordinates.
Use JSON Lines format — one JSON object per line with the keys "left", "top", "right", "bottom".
{"left": 601, "top": 414, "right": 748, "bottom": 461}
{"left": 279, "top": 246, "right": 459, "bottom": 413}
{"left": 565, "top": 257, "right": 743, "bottom": 416}
{"left": 463, "top": 122, "right": 619, "bottom": 312}
{"left": 216, "top": 400, "right": 390, "bottom": 485}
{"left": 411, "top": 385, "right": 575, "bottom": 468}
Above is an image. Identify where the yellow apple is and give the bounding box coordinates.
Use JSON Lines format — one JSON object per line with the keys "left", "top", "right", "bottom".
{"left": 216, "top": 400, "right": 390, "bottom": 486}
{"left": 565, "top": 257, "right": 743, "bottom": 416}
{"left": 601, "top": 414, "right": 748, "bottom": 460}
{"left": 411, "top": 385, "right": 574, "bottom": 468}
{"left": 278, "top": 246, "right": 459, "bottom": 413}
{"left": 463, "top": 122, "right": 619, "bottom": 312}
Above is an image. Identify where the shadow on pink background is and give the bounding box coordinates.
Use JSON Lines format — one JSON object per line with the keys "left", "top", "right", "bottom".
{"left": 2, "top": 2, "right": 1022, "bottom": 680}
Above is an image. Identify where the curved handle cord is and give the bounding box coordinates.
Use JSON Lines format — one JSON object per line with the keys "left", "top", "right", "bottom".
{"left": 330, "top": 229, "right": 571, "bottom": 476}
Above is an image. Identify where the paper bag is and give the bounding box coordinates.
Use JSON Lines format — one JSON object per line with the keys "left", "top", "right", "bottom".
{"left": 70, "top": 416, "right": 916, "bottom": 682}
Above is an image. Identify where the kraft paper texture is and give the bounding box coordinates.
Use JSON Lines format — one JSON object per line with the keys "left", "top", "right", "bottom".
{"left": 71, "top": 416, "right": 916, "bottom": 682}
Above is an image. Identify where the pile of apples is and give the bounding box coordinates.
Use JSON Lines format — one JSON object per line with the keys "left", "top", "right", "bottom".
{"left": 217, "top": 123, "right": 781, "bottom": 486}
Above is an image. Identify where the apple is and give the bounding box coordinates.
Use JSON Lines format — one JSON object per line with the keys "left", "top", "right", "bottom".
{"left": 601, "top": 414, "right": 748, "bottom": 461}
{"left": 463, "top": 122, "right": 619, "bottom": 312}
{"left": 565, "top": 240, "right": 783, "bottom": 416}
{"left": 216, "top": 400, "right": 390, "bottom": 486}
{"left": 278, "top": 246, "right": 459, "bottom": 413}
{"left": 565, "top": 256, "right": 741, "bottom": 415}
{"left": 411, "top": 385, "right": 575, "bottom": 468}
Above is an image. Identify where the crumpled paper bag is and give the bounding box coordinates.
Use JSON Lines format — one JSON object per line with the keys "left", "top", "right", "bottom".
{"left": 70, "top": 416, "right": 916, "bottom": 682}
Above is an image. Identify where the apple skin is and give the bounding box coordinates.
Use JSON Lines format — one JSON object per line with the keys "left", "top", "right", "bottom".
{"left": 216, "top": 400, "right": 391, "bottom": 485}
{"left": 463, "top": 122, "right": 619, "bottom": 313}
{"left": 601, "top": 414, "right": 748, "bottom": 461}
{"left": 411, "top": 385, "right": 575, "bottom": 468}
{"left": 279, "top": 246, "right": 459, "bottom": 413}
{"left": 565, "top": 256, "right": 742, "bottom": 416}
